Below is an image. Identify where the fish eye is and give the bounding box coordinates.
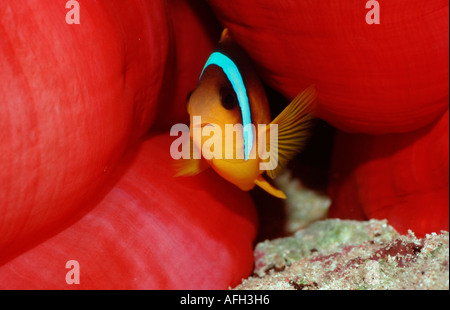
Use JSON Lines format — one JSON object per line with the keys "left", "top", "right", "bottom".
{"left": 220, "top": 87, "right": 238, "bottom": 110}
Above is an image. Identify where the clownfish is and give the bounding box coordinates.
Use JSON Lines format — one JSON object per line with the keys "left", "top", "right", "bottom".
{"left": 174, "top": 29, "right": 317, "bottom": 199}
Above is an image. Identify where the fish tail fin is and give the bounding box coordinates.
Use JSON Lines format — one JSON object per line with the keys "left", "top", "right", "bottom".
{"left": 265, "top": 85, "right": 317, "bottom": 179}
{"left": 254, "top": 175, "right": 286, "bottom": 199}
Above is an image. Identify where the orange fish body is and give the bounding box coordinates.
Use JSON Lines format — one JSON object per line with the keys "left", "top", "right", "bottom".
{"left": 177, "top": 29, "right": 317, "bottom": 199}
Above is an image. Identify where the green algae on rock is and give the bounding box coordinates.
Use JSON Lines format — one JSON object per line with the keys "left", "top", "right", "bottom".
{"left": 237, "top": 219, "right": 449, "bottom": 290}
{"left": 252, "top": 219, "right": 398, "bottom": 277}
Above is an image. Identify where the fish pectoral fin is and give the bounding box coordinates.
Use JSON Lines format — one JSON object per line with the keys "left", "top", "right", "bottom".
{"left": 173, "top": 138, "right": 210, "bottom": 177}
{"left": 265, "top": 85, "right": 317, "bottom": 179}
{"left": 173, "top": 157, "right": 209, "bottom": 177}
{"left": 254, "top": 175, "right": 286, "bottom": 199}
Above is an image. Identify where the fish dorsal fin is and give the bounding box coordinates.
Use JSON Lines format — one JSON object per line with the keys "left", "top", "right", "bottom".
{"left": 254, "top": 175, "right": 286, "bottom": 199}
{"left": 265, "top": 85, "right": 317, "bottom": 179}
{"left": 173, "top": 138, "right": 209, "bottom": 177}
{"left": 220, "top": 28, "right": 230, "bottom": 41}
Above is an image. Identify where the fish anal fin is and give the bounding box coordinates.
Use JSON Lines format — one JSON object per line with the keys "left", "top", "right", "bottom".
{"left": 265, "top": 85, "right": 317, "bottom": 179}
{"left": 254, "top": 175, "right": 286, "bottom": 199}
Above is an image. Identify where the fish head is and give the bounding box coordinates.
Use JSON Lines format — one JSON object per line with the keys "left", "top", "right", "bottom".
{"left": 187, "top": 65, "right": 246, "bottom": 160}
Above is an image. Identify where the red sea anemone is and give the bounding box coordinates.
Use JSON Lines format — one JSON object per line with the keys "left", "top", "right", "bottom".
{"left": 0, "top": 0, "right": 448, "bottom": 289}
{"left": 0, "top": 0, "right": 256, "bottom": 289}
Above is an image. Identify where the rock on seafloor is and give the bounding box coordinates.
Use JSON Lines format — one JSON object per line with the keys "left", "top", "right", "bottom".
{"left": 236, "top": 219, "right": 449, "bottom": 290}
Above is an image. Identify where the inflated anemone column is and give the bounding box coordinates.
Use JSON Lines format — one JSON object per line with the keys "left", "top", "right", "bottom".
{"left": 0, "top": 0, "right": 258, "bottom": 289}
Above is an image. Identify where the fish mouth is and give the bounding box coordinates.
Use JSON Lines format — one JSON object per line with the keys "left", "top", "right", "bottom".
{"left": 191, "top": 122, "right": 215, "bottom": 133}
{"left": 191, "top": 125, "right": 247, "bottom": 164}
{"left": 200, "top": 123, "right": 214, "bottom": 129}
{"left": 189, "top": 121, "right": 247, "bottom": 162}
{"left": 190, "top": 123, "right": 216, "bottom": 144}
{"left": 189, "top": 113, "right": 224, "bottom": 128}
